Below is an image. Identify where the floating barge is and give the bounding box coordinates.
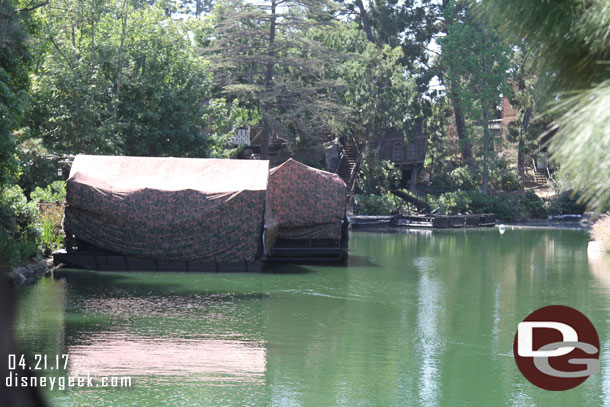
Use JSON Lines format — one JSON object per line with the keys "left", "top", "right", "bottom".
{"left": 54, "top": 155, "right": 349, "bottom": 272}
{"left": 345, "top": 216, "right": 394, "bottom": 228}
{"left": 350, "top": 214, "right": 496, "bottom": 229}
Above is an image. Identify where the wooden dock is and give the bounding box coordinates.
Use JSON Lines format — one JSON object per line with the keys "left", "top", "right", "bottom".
{"left": 349, "top": 214, "right": 496, "bottom": 229}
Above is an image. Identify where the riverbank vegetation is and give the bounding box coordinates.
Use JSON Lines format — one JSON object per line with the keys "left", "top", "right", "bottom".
{"left": 1, "top": 0, "right": 609, "bottom": 267}
{"left": 0, "top": 181, "right": 65, "bottom": 269}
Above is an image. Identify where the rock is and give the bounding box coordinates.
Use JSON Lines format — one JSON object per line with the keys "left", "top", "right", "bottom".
{"left": 8, "top": 258, "right": 53, "bottom": 286}
{"left": 6, "top": 271, "right": 25, "bottom": 286}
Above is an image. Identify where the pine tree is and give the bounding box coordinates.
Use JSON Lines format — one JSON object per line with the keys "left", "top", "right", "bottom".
{"left": 480, "top": 0, "right": 610, "bottom": 209}
{"left": 204, "top": 0, "right": 343, "bottom": 158}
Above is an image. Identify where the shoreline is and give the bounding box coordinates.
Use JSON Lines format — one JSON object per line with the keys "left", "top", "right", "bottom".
{"left": 6, "top": 257, "right": 55, "bottom": 287}
{"left": 349, "top": 215, "right": 587, "bottom": 230}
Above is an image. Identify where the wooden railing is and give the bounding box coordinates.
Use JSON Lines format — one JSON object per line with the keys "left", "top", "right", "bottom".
{"left": 346, "top": 133, "right": 362, "bottom": 197}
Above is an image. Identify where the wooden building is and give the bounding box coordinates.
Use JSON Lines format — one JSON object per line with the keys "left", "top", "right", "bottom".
{"left": 378, "top": 126, "right": 428, "bottom": 189}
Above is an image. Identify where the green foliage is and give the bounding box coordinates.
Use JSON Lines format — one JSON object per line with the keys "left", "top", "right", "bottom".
{"left": 434, "top": 188, "right": 584, "bottom": 221}
{"left": 0, "top": 183, "right": 41, "bottom": 268}
{"left": 0, "top": 228, "right": 20, "bottom": 270}
{"left": 545, "top": 170, "right": 587, "bottom": 215}
{"left": 0, "top": 0, "right": 34, "bottom": 187}
{"left": 0, "top": 67, "right": 21, "bottom": 187}
{"left": 479, "top": 0, "right": 610, "bottom": 91}
{"left": 353, "top": 193, "right": 404, "bottom": 216}
{"left": 0, "top": 179, "right": 66, "bottom": 268}
{"left": 448, "top": 166, "right": 478, "bottom": 190}
{"left": 203, "top": 98, "right": 261, "bottom": 158}
{"left": 439, "top": 0, "right": 512, "bottom": 192}
{"left": 18, "top": 235, "right": 39, "bottom": 263}
{"left": 435, "top": 190, "right": 519, "bottom": 221}
{"left": 480, "top": 0, "right": 610, "bottom": 210}
{"left": 355, "top": 151, "right": 401, "bottom": 195}
{"left": 30, "top": 181, "right": 66, "bottom": 203}
{"left": 430, "top": 158, "right": 521, "bottom": 193}
{"left": 339, "top": 40, "right": 415, "bottom": 145}
{"left": 545, "top": 191, "right": 586, "bottom": 216}
{"left": 548, "top": 81, "right": 610, "bottom": 211}
{"left": 205, "top": 0, "right": 344, "bottom": 150}
{"left": 39, "top": 215, "right": 63, "bottom": 256}
{"left": 488, "top": 159, "right": 521, "bottom": 192}
{"left": 30, "top": 2, "right": 216, "bottom": 157}
{"left": 516, "top": 191, "right": 546, "bottom": 219}
{"left": 0, "top": 184, "right": 40, "bottom": 242}
{"left": 0, "top": 229, "right": 39, "bottom": 270}
{"left": 16, "top": 137, "right": 60, "bottom": 196}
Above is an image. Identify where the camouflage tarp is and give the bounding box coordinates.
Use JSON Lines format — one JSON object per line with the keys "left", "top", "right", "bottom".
{"left": 268, "top": 159, "right": 346, "bottom": 240}
{"left": 64, "top": 155, "right": 277, "bottom": 262}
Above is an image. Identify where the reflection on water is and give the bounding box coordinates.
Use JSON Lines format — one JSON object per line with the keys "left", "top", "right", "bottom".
{"left": 12, "top": 228, "right": 610, "bottom": 406}
{"left": 416, "top": 273, "right": 442, "bottom": 406}
{"left": 68, "top": 334, "right": 265, "bottom": 382}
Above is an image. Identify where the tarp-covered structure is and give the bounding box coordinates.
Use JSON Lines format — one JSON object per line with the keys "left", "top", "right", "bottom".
{"left": 64, "top": 155, "right": 277, "bottom": 262}
{"left": 268, "top": 159, "right": 347, "bottom": 240}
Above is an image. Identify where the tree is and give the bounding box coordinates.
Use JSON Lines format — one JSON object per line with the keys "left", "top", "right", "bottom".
{"left": 439, "top": 0, "right": 511, "bottom": 193}
{"left": 337, "top": 35, "right": 415, "bottom": 146}
{"left": 504, "top": 45, "right": 550, "bottom": 182}
{"left": 29, "top": 0, "right": 217, "bottom": 157}
{"left": 181, "top": 0, "right": 214, "bottom": 17}
{"left": 339, "top": 0, "right": 442, "bottom": 150}
{"left": 0, "top": 0, "right": 40, "bottom": 187}
{"left": 204, "top": 0, "right": 343, "bottom": 158}
{"left": 480, "top": 0, "right": 610, "bottom": 210}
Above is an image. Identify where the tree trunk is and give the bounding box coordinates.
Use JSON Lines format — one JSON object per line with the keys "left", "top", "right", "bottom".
{"left": 354, "top": 0, "right": 374, "bottom": 43}
{"left": 450, "top": 90, "right": 472, "bottom": 163}
{"left": 480, "top": 27, "right": 491, "bottom": 194}
{"left": 261, "top": 0, "right": 277, "bottom": 160}
{"left": 409, "top": 165, "right": 419, "bottom": 191}
{"left": 261, "top": 115, "right": 271, "bottom": 161}
{"left": 518, "top": 107, "right": 532, "bottom": 184}
{"left": 481, "top": 106, "right": 490, "bottom": 194}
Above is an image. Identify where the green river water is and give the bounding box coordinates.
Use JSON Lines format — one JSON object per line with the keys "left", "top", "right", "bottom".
{"left": 12, "top": 228, "right": 610, "bottom": 406}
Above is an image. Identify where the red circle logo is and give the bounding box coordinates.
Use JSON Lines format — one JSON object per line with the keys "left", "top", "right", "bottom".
{"left": 513, "top": 305, "right": 600, "bottom": 391}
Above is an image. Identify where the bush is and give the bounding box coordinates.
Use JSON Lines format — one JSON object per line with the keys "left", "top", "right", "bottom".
{"left": 39, "top": 215, "right": 63, "bottom": 256}
{"left": 517, "top": 190, "right": 547, "bottom": 219}
{"left": 591, "top": 214, "right": 610, "bottom": 251}
{"left": 356, "top": 152, "right": 402, "bottom": 195}
{"left": 0, "top": 229, "right": 20, "bottom": 271}
{"left": 448, "top": 166, "right": 478, "bottom": 190}
{"left": 30, "top": 180, "right": 66, "bottom": 202}
{"left": 0, "top": 228, "right": 39, "bottom": 269}
{"left": 0, "top": 180, "right": 69, "bottom": 269}
{"left": 354, "top": 193, "right": 403, "bottom": 215}
{"left": 16, "top": 138, "right": 64, "bottom": 197}
{"left": 0, "top": 185, "right": 41, "bottom": 268}
{"left": 0, "top": 185, "right": 40, "bottom": 242}
{"left": 434, "top": 190, "right": 520, "bottom": 221}
{"left": 491, "top": 165, "right": 522, "bottom": 192}
{"left": 545, "top": 191, "right": 586, "bottom": 215}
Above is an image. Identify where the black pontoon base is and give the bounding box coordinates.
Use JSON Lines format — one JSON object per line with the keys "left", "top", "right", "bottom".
{"left": 53, "top": 251, "right": 262, "bottom": 272}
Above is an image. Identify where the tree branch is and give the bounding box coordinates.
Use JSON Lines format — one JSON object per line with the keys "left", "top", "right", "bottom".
{"left": 16, "top": 1, "right": 48, "bottom": 13}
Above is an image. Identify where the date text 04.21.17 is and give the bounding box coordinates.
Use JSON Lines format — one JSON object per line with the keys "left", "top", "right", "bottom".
{"left": 8, "top": 354, "right": 69, "bottom": 371}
